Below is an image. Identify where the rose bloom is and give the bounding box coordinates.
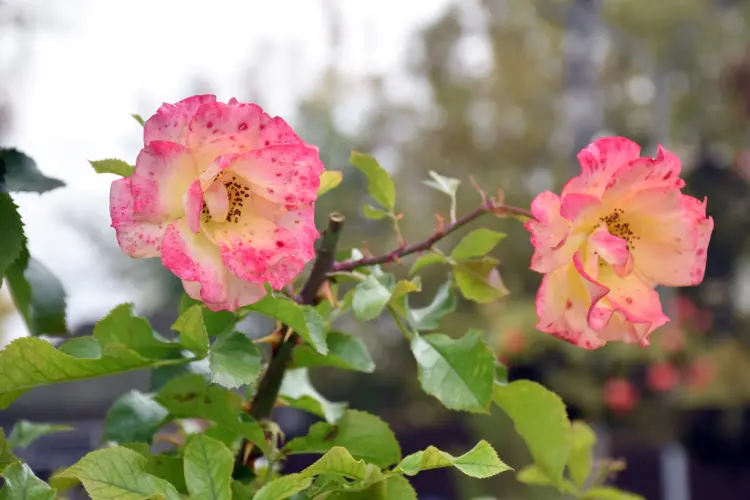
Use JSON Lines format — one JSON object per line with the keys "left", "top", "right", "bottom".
{"left": 646, "top": 362, "right": 680, "bottom": 393}
{"left": 110, "top": 95, "right": 323, "bottom": 311}
{"left": 526, "top": 137, "right": 713, "bottom": 348}
{"left": 604, "top": 377, "right": 639, "bottom": 414}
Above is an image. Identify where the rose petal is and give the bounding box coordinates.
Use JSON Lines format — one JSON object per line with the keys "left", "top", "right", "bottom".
{"left": 187, "top": 102, "right": 304, "bottom": 169}
{"left": 526, "top": 191, "right": 583, "bottom": 273}
{"left": 109, "top": 177, "right": 165, "bottom": 258}
{"left": 144, "top": 94, "right": 217, "bottom": 145}
{"left": 214, "top": 214, "right": 306, "bottom": 290}
{"left": 228, "top": 145, "right": 323, "bottom": 208}
{"left": 588, "top": 225, "right": 629, "bottom": 268}
{"left": 562, "top": 137, "right": 641, "bottom": 198}
{"left": 631, "top": 195, "right": 713, "bottom": 286}
{"left": 161, "top": 218, "right": 266, "bottom": 310}
{"left": 604, "top": 144, "right": 685, "bottom": 201}
{"left": 130, "top": 141, "right": 199, "bottom": 221}
{"left": 535, "top": 261, "right": 607, "bottom": 349}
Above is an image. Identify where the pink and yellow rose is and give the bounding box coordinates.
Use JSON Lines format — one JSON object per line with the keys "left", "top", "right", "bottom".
{"left": 526, "top": 137, "right": 713, "bottom": 349}
{"left": 110, "top": 95, "right": 323, "bottom": 311}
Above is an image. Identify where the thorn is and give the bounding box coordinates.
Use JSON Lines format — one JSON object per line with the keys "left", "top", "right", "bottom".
{"left": 393, "top": 212, "right": 405, "bottom": 221}
{"left": 469, "top": 175, "right": 487, "bottom": 204}
{"left": 434, "top": 213, "right": 445, "bottom": 233}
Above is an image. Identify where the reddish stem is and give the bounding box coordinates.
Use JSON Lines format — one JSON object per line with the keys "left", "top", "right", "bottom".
{"left": 331, "top": 201, "right": 533, "bottom": 273}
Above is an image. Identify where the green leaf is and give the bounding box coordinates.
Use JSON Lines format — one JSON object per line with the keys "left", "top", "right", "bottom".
{"left": 103, "top": 391, "right": 168, "bottom": 444}
{"left": 284, "top": 410, "right": 401, "bottom": 468}
{"left": 492, "top": 381, "right": 572, "bottom": 484}
{"left": 95, "top": 303, "right": 179, "bottom": 358}
{"left": 7, "top": 420, "right": 72, "bottom": 449}
{"left": 279, "top": 369, "right": 347, "bottom": 423}
{"left": 409, "top": 253, "right": 448, "bottom": 275}
{"left": 147, "top": 454, "right": 188, "bottom": 494}
{"left": 423, "top": 171, "right": 460, "bottom": 199}
{"left": 407, "top": 281, "right": 456, "bottom": 331}
{"left": 324, "top": 476, "right": 416, "bottom": 500}
{"left": 132, "top": 114, "right": 146, "bottom": 127}
{"left": 318, "top": 171, "right": 343, "bottom": 196}
{"left": 0, "top": 337, "right": 191, "bottom": 409}
{"left": 349, "top": 152, "right": 395, "bottom": 211}
{"left": 0, "top": 193, "right": 24, "bottom": 280}
{"left": 0, "top": 462, "right": 56, "bottom": 500}
{"left": 389, "top": 278, "right": 422, "bottom": 316}
{"left": 568, "top": 420, "right": 597, "bottom": 488}
{"left": 450, "top": 229, "right": 506, "bottom": 260}
{"left": 453, "top": 258, "right": 509, "bottom": 303}
{"left": 292, "top": 332, "right": 375, "bottom": 373}
{"left": 0, "top": 149, "right": 64, "bottom": 193}
{"left": 179, "top": 293, "right": 236, "bottom": 337}
{"left": 246, "top": 294, "right": 328, "bottom": 354}
{"left": 155, "top": 374, "right": 268, "bottom": 454}
{"left": 254, "top": 473, "right": 313, "bottom": 500}
{"left": 303, "top": 447, "right": 368, "bottom": 480}
{"left": 362, "top": 204, "right": 389, "bottom": 220}
{"left": 58, "top": 336, "right": 101, "bottom": 358}
{"left": 0, "top": 429, "right": 18, "bottom": 473}
{"left": 208, "top": 331, "right": 262, "bottom": 389}
{"left": 583, "top": 487, "right": 646, "bottom": 500}
{"left": 410, "top": 330, "right": 494, "bottom": 413}
{"left": 55, "top": 446, "right": 180, "bottom": 500}
{"left": 6, "top": 248, "right": 67, "bottom": 336}
{"left": 398, "top": 440, "right": 510, "bottom": 478}
{"left": 516, "top": 465, "right": 554, "bottom": 486}
{"left": 183, "top": 435, "right": 233, "bottom": 500}
{"left": 352, "top": 275, "right": 393, "bottom": 322}
{"left": 88, "top": 159, "right": 134, "bottom": 177}
{"left": 172, "top": 305, "right": 210, "bottom": 356}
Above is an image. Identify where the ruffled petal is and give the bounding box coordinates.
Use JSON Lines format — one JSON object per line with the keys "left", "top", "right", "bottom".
{"left": 535, "top": 261, "right": 607, "bottom": 349}
{"left": 143, "top": 94, "right": 217, "bottom": 145}
{"left": 589, "top": 267, "right": 669, "bottom": 345}
{"left": 229, "top": 145, "right": 323, "bottom": 208}
{"left": 277, "top": 206, "right": 319, "bottom": 262}
{"left": 109, "top": 177, "right": 165, "bottom": 258}
{"left": 604, "top": 144, "right": 685, "bottom": 202}
{"left": 588, "top": 225, "right": 629, "bottom": 268}
{"left": 631, "top": 194, "right": 713, "bottom": 286}
{"left": 214, "top": 214, "right": 306, "bottom": 290}
{"left": 186, "top": 101, "right": 305, "bottom": 169}
{"left": 181, "top": 277, "right": 266, "bottom": 312}
{"left": 161, "top": 219, "right": 266, "bottom": 310}
{"left": 562, "top": 137, "right": 641, "bottom": 198}
{"left": 526, "top": 191, "right": 582, "bottom": 273}
{"left": 130, "top": 141, "right": 199, "bottom": 221}
{"left": 183, "top": 180, "right": 204, "bottom": 234}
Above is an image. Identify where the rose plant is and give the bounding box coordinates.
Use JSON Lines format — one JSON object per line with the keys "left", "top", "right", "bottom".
{"left": 0, "top": 96, "right": 711, "bottom": 499}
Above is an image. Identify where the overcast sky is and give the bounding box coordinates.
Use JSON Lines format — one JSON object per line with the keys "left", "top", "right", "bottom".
{"left": 2, "top": 0, "right": 451, "bottom": 340}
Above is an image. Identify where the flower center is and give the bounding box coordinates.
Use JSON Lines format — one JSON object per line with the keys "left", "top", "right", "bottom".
{"left": 599, "top": 208, "right": 640, "bottom": 249}
{"left": 201, "top": 173, "right": 252, "bottom": 224}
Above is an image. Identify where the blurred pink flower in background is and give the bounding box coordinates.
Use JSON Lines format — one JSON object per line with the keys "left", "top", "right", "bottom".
{"left": 647, "top": 362, "right": 681, "bottom": 393}
{"left": 604, "top": 377, "right": 639, "bottom": 414}
{"left": 685, "top": 357, "right": 717, "bottom": 391}
{"left": 110, "top": 95, "right": 324, "bottom": 311}
{"left": 526, "top": 137, "right": 713, "bottom": 349}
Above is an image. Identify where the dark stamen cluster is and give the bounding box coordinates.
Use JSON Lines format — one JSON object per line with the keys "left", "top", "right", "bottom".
{"left": 599, "top": 208, "right": 640, "bottom": 249}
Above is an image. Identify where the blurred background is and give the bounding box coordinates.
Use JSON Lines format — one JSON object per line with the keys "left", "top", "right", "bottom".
{"left": 3, "top": 0, "right": 750, "bottom": 498}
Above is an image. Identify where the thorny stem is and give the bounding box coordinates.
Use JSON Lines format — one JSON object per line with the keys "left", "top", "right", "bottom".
{"left": 332, "top": 201, "right": 533, "bottom": 273}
